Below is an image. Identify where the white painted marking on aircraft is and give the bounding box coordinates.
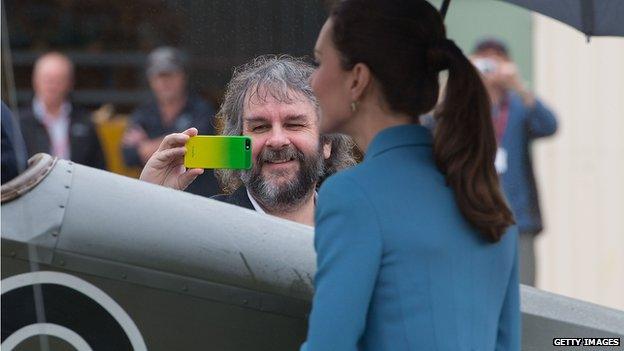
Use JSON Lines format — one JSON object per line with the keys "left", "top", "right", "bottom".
{"left": 1, "top": 323, "right": 93, "bottom": 351}
{"left": 1, "top": 271, "right": 147, "bottom": 351}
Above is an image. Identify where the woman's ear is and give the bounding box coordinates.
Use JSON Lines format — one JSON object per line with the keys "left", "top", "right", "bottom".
{"left": 349, "top": 62, "right": 372, "bottom": 102}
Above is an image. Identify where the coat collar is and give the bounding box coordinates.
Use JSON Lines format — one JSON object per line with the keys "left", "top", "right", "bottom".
{"left": 364, "top": 124, "right": 433, "bottom": 160}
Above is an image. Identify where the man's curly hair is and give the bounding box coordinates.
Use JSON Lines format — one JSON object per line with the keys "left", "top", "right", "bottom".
{"left": 214, "top": 55, "right": 357, "bottom": 194}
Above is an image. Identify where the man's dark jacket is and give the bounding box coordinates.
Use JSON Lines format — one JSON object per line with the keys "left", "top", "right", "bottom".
{"left": 19, "top": 104, "right": 105, "bottom": 169}
{"left": 211, "top": 186, "right": 255, "bottom": 210}
{"left": 2, "top": 102, "right": 27, "bottom": 183}
{"left": 123, "top": 95, "right": 220, "bottom": 198}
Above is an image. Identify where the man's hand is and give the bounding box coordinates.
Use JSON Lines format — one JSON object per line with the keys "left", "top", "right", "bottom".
{"left": 139, "top": 128, "right": 204, "bottom": 191}
{"left": 496, "top": 61, "right": 535, "bottom": 107}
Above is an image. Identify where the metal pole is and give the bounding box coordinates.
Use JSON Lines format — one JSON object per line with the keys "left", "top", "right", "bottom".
{"left": 440, "top": 0, "right": 451, "bottom": 20}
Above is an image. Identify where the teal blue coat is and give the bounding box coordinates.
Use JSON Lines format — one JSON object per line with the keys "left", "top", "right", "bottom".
{"left": 302, "top": 125, "right": 520, "bottom": 351}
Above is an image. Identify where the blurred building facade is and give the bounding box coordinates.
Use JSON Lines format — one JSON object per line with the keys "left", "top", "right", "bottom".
{"left": 533, "top": 14, "right": 624, "bottom": 311}
{"left": 3, "top": 0, "right": 327, "bottom": 112}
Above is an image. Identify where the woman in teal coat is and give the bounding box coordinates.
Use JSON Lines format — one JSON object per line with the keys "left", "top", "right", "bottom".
{"left": 301, "top": 0, "right": 520, "bottom": 350}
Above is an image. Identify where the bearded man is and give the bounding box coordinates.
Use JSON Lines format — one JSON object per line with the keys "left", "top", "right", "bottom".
{"left": 140, "top": 55, "right": 356, "bottom": 226}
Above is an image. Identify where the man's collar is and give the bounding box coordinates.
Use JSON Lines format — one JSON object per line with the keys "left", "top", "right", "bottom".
{"left": 246, "top": 188, "right": 267, "bottom": 214}
{"left": 32, "top": 98, "right": 72, "bottom": 122}
{"left": 246, "top": 188, "right": 318, "bottom": 214}
{"left": 364, "top": 124, "right": 433, "bottom": 160}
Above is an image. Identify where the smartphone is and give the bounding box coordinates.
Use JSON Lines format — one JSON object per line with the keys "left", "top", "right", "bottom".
{"left": 184, "top": 136, "right": 252, "bottom": 169}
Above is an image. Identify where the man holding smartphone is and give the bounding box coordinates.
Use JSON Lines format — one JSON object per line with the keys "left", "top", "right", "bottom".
{"left": 139, "top": 55, "right": 356, "bottom": 226}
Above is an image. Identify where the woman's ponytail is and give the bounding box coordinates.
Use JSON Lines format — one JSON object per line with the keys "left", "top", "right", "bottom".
{"left": 429, "top": 40, "right": 515, "bottom": 242}
{"left": 330, "top": 0, "right": 515, "bottom": 242}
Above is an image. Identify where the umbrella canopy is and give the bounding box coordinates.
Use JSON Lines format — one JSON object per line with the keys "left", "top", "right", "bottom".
{"left": 440, "top": 0, "right": 624, "bottom": 38}
{"left": 501, "top": 0, "right": 624, "bottom": 37}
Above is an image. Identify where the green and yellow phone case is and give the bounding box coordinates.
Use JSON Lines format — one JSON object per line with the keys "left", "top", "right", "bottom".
{"left": 184, "top": 136, "right": 252, "bottom": 169}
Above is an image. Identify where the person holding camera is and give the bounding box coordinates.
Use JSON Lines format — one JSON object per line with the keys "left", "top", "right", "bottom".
{"left": 139, "top": 56, "right": 356, "bottom": 226}
{"left": 472, "top": 38, "right": 558, "bottom": 286}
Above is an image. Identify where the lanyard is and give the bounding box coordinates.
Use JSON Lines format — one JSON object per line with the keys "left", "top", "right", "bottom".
{"left": 493, "top": 96, "right": 509, "bottom": 146}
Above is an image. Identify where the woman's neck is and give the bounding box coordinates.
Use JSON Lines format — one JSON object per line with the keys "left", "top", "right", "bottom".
{"left": 346, "top": 102, "right": 413, "bottom": 153}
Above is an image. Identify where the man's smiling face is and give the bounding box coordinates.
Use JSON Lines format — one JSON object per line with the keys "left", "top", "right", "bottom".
{"left": 240, "top": 87, "right": 324, "bottom": 211}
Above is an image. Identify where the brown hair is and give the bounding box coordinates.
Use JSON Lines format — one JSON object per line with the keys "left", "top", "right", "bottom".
{"left": 330, "top": 0, "right": 514, "bottom": 241}
{"left": 214, "top": 55, "right": 357, "bottom": 193}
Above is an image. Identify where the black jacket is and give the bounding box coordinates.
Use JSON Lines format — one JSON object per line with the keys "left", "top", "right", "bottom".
{"left": 2, "top": 102, "right": 27, "bottom": 183}
{"left": 19, "top": 103, "right": 105, "bottom": 169}
{"left": 123, "top": 95, "right": 220, "bottom": 198}
{"left": 211, "top": 186, "right": 255, "bottom": 210}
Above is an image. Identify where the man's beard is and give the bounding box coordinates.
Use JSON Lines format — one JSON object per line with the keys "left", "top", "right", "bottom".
{"left": 240, "top": 143, "right": 324, "bottom": 213}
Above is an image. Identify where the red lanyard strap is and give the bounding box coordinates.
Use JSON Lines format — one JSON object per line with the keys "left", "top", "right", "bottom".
{"left": 493, "top": 97, "right": 509, "bottom": 145}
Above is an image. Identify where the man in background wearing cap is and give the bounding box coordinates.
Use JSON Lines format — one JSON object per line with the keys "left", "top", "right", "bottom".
{"left": 472, "top": 37, "right": 558, "bottom": 286}
{"left": 122, "top": 46, "right": 220, "bottom": 197}
{"left": 19, "top": 52, "right": 105, "bottom": 169}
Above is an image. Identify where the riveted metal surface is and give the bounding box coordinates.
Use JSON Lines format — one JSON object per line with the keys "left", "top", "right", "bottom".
{"left": 3, "top": 158, "right": 623, "bottom": 351}
{"left": 1, "top": 158, "right": 73, "bottom": 264}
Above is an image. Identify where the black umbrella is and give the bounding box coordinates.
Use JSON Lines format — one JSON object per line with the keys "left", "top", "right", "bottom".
{"left": 440, "top": 0, "right": 624, "bottom": 39}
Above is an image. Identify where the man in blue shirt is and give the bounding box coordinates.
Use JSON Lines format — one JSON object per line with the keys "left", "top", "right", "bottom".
{"left": 472, "top": 38, "right": 558, "bottom": 286}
